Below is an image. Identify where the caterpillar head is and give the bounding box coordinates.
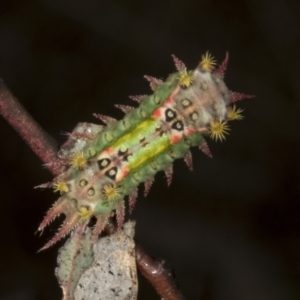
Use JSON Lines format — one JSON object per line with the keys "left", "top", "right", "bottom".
{"left": 173, "top": 52, "right": 253, "bottom": 142}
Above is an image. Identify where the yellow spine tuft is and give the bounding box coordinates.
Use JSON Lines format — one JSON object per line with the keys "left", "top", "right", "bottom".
{"left": 199, "top": 52, "right": 216, "bottom": 72}
{"left": 101, "top": 184, "right": 122, "bottom": 202}
{"left": 53, "top": 181, "right": 69, "bottom": 194}
{"left": 178, "top": 68, "right": 193, "bottom": 88}
{"left": 227, "top": 105, "right": 244, "bottom": 121}
{"left": 78, "top": 206, "right": 92, "bottom": 220}
{"left": 209, "top": 120, "right": 230, "bottom": 142}
{"left": 70, "top": 152, "right": 87, "bottom": 169}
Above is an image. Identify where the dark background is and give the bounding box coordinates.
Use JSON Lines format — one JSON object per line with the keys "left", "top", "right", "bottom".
{"left": 0, "top": 0, "right": 300, "bottom": 299}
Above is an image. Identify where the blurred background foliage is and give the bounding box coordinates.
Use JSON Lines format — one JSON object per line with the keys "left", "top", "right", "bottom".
{"left": 0, "top": 0, "right": 300, "bottom": 299}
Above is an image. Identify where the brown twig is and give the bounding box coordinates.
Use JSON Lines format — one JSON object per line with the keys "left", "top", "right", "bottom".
{"left": 0, "top": 78, "right": 185, "bottom": 299}
{"left": 136, "top": 244, "right": 185, "bottom": 300}
{"left": 0, "top": 78, "right": 64, "bottom": 176}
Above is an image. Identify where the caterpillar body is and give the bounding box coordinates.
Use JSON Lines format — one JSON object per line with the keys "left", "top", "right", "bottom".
{"left": 38, "top": 52, "right": 252, "bottom": 250}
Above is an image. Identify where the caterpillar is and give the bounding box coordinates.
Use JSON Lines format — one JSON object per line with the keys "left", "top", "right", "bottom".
{"left": 38, "top": 52, "right": 252, "bottom": 251}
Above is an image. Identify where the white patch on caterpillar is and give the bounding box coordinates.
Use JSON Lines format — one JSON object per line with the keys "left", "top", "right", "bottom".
{"left": 175, "top": 69, "right": 230, "bottom": 131}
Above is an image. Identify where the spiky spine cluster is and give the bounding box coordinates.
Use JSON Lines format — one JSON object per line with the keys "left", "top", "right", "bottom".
{"left": 38, "top": 52, "right": 253, "bottom": 250}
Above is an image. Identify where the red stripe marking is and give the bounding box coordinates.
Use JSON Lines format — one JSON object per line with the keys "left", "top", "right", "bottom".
{"left": 171, "top": 134, "right": 182, "bottom": 144}
{"left": 187, "top": 127, "right": 196, "bottom": 135}
{"left": 104, "top": 147, "right": 114, "bottom": 155}
{"left": 122, "top": 166, "right": 130, "bottom": 178}
{"left": 165, "top": 95, "right": 174, "bottom": 106}
{"left": 152, "top": 108, "right": 162, "bottom": 118}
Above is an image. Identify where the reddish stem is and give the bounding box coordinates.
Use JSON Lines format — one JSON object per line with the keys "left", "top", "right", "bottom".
{"left": 136, "top": 244, "right": 185, "bottom": 300}
{"left": 0, "top": 78, "right": 64, "bottom": 176}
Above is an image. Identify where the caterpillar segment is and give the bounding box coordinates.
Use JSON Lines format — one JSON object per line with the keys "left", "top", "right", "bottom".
{"left": 38, "top": 52, "right": 253, "bottom": 250}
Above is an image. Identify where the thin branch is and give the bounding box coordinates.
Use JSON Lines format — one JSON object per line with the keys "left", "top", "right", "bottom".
{"left": 136, "top": 245, "right": 185, "bottom": 300}
{"left": 0, "top": 78, "right": 64, "bottom": 176}
{"left": 0, "top": 77, "right": 185, "bottom": 300}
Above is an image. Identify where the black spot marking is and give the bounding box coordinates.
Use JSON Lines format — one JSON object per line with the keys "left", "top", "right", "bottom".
{"left": 118, "top": 147, "right": 128, "bottom": 157}
{"left": 98, "top": 158, "right": 111, "bottom": 170}
{"left": 105, "top": 167, "right": 118, "bottom": 180}
{"left": 165, "top": 108, "right": 177, "bottom": 122}
{"left": 139, "top": 136, "right": 149, "bottom": 147}
{"left": 87, "top": 188, "right": 95, "bottom": 196}
{"left": 168, "top": 149, "right": 175, "bottom": 158}
{"left": 181, "top": 98, "right": 192, "bottom": 108}
{"left": 155, "top": 124, "right": 163, "bottom": 134}
{"left": 123, "top": 154, "right": 132, "bottom": 162}
{"left": 159, "top": 130, "right": 166, "bottom": 137}
{"left": 141, "top": 142, "right": 149, "bottom": 147}
{"left": 151, "top": 161, "right": 158, "bottom": 170}
{"left": 184, "top": 137, "right": 192, "bottom": 145}
{"left": 79, "top": 179, "right": 88, "bottom": 187}
{"left": 189, "top": 112, "right": 198, "bottom": 122}
{"left": 172, "top": 120, "right": 184, "bottom": 131}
